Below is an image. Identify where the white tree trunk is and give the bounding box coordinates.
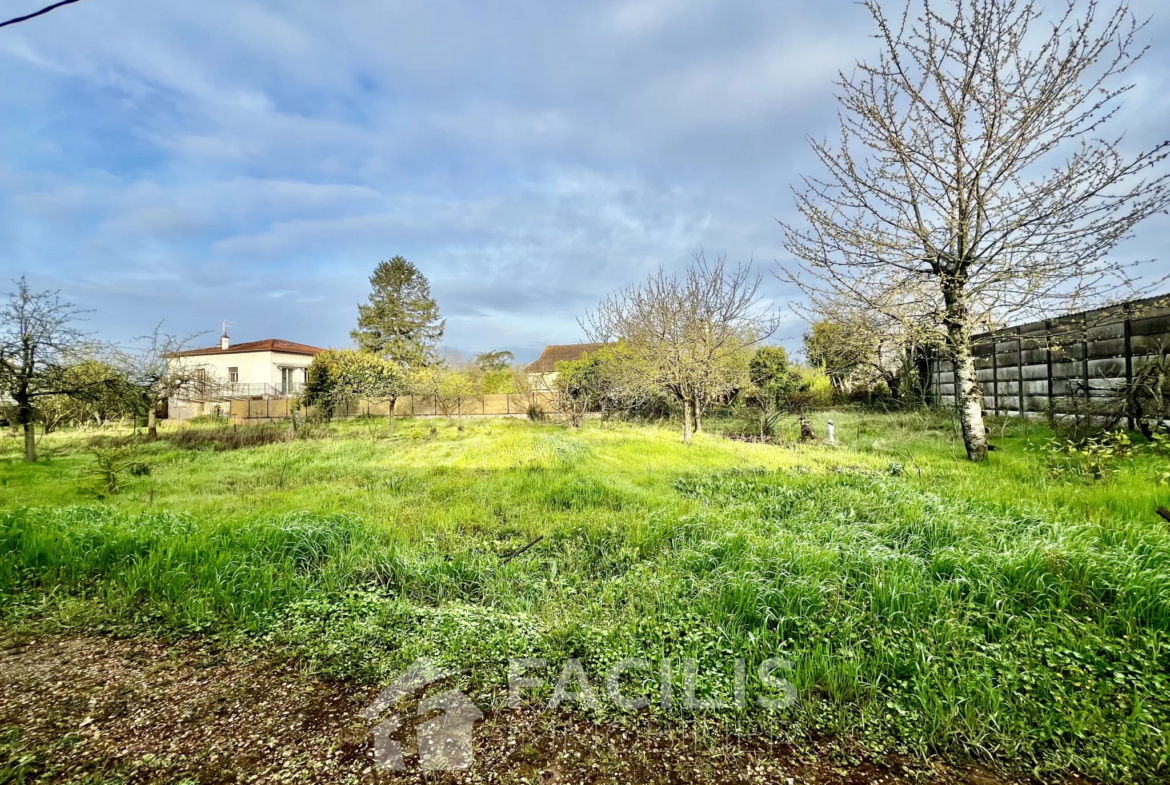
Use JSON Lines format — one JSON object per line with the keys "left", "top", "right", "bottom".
{"left": 944, "top": 285, "right": 988, "bottom": 462}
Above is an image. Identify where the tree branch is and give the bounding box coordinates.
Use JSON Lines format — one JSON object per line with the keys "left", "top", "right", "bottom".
{"left": 0, "top": 0, "right": 83, "bottom": 30}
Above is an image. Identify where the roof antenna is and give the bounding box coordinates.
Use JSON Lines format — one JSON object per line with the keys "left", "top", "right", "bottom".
{"left": 220, "top": 320, "right": 233, "bottom": 350}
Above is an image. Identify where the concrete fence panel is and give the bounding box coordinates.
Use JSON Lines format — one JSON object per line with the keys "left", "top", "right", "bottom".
{"left": 928, "top": 294, "right": 1170, "bottom": 425}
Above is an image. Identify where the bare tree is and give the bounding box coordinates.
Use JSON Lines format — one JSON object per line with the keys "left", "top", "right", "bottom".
{"left": 118, "top": 327, "right": 205, "bottom": 440}
{"left": 583, "top": 250, "right": 779, "bottom": 443}
{"left": 803, "top": 286, "right": 941, "bottom": 398}
{"left": 0, "top": 278, "right": 92, "bottom": 462}
{"left": 780, "top": 0, "right": 1170, "bottom": 461}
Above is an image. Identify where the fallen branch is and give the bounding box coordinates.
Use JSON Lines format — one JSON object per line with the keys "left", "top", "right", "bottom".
{"left": 500, "top": 536, "right": 544, "bottom": 566}
{"left": 1157, "top": 507, "right": 1170, "bottom": 524}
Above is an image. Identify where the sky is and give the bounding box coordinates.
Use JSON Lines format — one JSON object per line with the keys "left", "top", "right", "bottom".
{"left": 1, "top": 0, "right": 1169, "bottom": 362}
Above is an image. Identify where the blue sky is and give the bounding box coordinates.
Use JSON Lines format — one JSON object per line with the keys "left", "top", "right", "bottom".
{"left": 2, "top": 0, "right": 1168, "bottom": 361}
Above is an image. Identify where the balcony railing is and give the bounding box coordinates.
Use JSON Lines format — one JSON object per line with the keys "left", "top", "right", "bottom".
{"left": 180, "top": 381, "right": 303, "bottom": 401}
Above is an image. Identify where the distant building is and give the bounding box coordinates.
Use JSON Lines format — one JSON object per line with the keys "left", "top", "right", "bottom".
{"left": 165, "top": 332, "right": 324, "bottom": 419}
{"left": 524, "top": 343, "right": 614, "bottom": 390}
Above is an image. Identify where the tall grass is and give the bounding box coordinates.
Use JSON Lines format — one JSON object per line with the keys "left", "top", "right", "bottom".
{"left": 1, "top": 413, "right": 1168, "bottom": 781}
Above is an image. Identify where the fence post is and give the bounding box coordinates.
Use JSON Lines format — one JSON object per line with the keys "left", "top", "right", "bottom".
{"left": 991, "top": 338, "right": 999, "bottom": 416}
{"left": 1017, "top": 331, "right": 1025, "bottom": 417}
{"left": 1082, "top": 313, "right": 1091, "bottom": 407}
{"left": 1045, "top": 320, "right": 1053, "bottom": 419}
{"left": 935, "top": 349, "right": 942, "bottom": 407}
{"left": 1123, "top": 304, "right": 1134, "bottom": 431}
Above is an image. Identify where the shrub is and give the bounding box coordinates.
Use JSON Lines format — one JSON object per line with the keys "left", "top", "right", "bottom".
{"left": 303, "top": 349, "right": 405, "bottom": 419}
{"left": 1038, "top": 431, "right": 1138, "bottom": 482}
{"left": 80, "top": 448, "right": 149, "bottom": 497}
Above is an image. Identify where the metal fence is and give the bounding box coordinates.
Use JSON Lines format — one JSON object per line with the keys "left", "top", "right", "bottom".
{"left": 927, "top": 294, "right": 1170, "bottom": 421}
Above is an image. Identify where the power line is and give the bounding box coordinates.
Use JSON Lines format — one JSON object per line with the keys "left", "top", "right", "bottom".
{"left": 0, "top": 0, "right": 83, "bottom": 30}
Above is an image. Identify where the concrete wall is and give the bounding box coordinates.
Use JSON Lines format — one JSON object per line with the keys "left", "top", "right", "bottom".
{"left": 927, "top": 294, "right": 1170, "bottom": 420}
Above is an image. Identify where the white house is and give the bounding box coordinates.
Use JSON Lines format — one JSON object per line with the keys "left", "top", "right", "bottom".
{"left": 165, "top": 332, "right": 324, "bottom": 419}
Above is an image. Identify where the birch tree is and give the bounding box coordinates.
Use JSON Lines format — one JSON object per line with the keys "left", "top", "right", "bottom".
{"left": 780, "top": 0, "right": 1170, "bottom": 461}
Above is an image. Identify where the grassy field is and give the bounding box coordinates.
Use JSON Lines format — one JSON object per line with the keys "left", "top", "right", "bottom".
{"left": 1, "top": 411, "right": 1168, "bottom": 782}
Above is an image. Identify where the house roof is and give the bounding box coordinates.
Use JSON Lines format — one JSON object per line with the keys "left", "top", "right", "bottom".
{"left": 165, "top": 339, "right": 325, "bottom": 359}
{"left": 524, "top": 343, "right": 614, "bottom": 374}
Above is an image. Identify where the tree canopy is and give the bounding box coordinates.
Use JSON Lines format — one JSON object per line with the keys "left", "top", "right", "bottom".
{"left": 303, "top": 349, "right": 406, "bottom": 418}
{"left": 351, "top": 257, "right": 445, "bottom": 369}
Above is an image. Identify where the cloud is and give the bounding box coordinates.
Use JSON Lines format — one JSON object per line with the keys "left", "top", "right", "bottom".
{"left": 0, "top": 0, "right": 1167, "bottom": 361}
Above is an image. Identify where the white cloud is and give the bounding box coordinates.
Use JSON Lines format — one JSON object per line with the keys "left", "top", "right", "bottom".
{"left": 0, "top": 0, "right": 1167, "bottom": 358}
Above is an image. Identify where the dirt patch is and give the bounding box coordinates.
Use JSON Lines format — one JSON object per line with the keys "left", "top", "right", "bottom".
{"left": 0, "top": 634, "right": 1076, "bottom": 784}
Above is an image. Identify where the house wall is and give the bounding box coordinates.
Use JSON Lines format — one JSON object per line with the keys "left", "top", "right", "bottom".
{"left": 267, "top": 352, "right": 313, "bottom": 387}
{"left": 527, "top": 371, "right": 557, "bottom": 391}
{"left": 168, "top": 351, "right": 313, "bottom": 389}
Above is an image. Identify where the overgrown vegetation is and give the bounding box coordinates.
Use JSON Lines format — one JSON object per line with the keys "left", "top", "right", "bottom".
{"left": 86, "top": 420, "right": 314, "bottom": 452}
{"left": 2, "top": 413, "right": 1168, "bottom": 782}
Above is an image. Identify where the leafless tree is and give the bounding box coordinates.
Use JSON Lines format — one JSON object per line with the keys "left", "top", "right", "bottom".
{"left": 803, "top": 285, "right": 941, "bottom": 397}
{"left": 117, "top": 326, "right": 206, "bottom": 440}
{"left": 583, "top": 250, "right": 780, "bottom": 443}
{"left": 780, "top": 0, "right": 1170, "bottom": 461}
{"left": 0, "top": 278, "right": 93, "bottom": 462}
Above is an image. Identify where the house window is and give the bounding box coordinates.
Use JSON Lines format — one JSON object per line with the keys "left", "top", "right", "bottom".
{"left": 228, "top": 367, "right": 239, "bottom": 383}
{"left": 281, "top": 367, "right": 301, "bottom": 395}
{"left": 192, "top": 368, "right": 210, "bottom": 395}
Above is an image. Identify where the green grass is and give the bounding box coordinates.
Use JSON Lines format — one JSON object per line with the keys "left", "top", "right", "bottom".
{"left": 1, "top": 411, "right": 1169, "bottom": 782}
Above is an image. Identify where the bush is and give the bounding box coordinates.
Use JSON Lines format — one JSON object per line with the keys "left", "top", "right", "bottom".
{"left": 795, "top": 365, "right": 835, "bottom": 408}
{"left": 1037, "top": 431, "right": 1139, "bottom": 483}
{"left": 80, "top": 448, "right": 150, "bottom": 497}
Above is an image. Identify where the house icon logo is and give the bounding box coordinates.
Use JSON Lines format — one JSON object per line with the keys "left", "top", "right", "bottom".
{"left": 361, "top": 658, "right": 483, "bottom": 772}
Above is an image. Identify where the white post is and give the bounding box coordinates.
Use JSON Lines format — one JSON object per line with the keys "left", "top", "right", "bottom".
{"left": 827, "top": 419, "right": 835, "bottom": 445}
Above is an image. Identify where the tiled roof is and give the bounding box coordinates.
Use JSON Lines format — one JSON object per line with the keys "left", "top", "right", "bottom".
{"left": 524, "top": 343, "right": 614, "bottom": 374}
{"left": 165, "top": 339, "right": 325, "bottom": 358}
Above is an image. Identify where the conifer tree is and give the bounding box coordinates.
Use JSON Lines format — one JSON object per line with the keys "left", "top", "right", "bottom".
{"left": 351, "top": 257, "right": 445, "bottom": 369}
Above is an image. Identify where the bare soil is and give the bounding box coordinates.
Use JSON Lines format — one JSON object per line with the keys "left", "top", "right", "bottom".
{"left": 0, "top": 633, "right": 1076, "bottom": 785}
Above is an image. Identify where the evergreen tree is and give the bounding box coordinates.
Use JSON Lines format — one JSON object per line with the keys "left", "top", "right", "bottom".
{"left": 351, "top": 257, "right": 445, "bottom": 368}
